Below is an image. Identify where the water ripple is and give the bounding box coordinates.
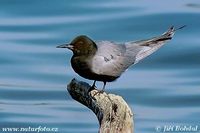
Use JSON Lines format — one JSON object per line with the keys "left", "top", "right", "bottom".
{"left": 0, "top": 0, "right": 200, "bottom": 133}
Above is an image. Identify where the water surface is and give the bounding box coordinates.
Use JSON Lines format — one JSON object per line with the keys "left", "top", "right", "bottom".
{"left": 0, "top": 0, "right": 200, "bottom": 132}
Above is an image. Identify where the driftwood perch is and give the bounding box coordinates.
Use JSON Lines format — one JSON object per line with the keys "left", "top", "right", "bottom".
{"left": 67, "top": 78, "right": 134, "bottom": 133}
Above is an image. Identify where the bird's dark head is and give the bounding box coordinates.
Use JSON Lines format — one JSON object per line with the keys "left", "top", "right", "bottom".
{"left": 57, "top": 35, "right": 97, "bottom": 56}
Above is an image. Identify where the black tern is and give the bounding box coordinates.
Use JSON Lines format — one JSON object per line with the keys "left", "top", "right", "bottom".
{"left": 57, "top": 26, "right": 185, "bottom": 92}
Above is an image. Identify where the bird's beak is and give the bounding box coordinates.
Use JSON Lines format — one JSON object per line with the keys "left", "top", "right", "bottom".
{"left": 56, "top": 44, "right": 74, "bottom": 50}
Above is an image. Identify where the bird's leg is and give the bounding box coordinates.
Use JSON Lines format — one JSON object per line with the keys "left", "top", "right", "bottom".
{"left": 99, "top": 81, "right": 106, "bottom": 93}
{"left": 92, "top": 80, "right": 97, "bottom": 88}
{"left": 88, "top": 80, "right": 96, "bottom": 93}
{"left": 92, "top": 81, "right": 106, "bottom": 97}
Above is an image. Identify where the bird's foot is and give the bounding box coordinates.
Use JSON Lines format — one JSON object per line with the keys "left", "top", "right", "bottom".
{"left": 92, "top": 90, "right": 104, "bottom": 97}
{"left": 88, "top": 85, "right": 96, "bottom": 93}
{"left": 88, "top": 84, "right": 97, "bottom": 100}
{"left": 88, "top": 86, "right": 96, "bottom": 93}
{"left": 88, "top": 80, "right": 97, "bottom": 93}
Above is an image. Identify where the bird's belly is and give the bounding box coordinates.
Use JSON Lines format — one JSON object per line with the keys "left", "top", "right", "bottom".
{"left": 71, "top": 57, "right": 118, "bottom": 82}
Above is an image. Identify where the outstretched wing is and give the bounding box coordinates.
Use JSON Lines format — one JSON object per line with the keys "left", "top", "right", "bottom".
{"left": 91, "top": 26, "right": 179, "bottom": 77}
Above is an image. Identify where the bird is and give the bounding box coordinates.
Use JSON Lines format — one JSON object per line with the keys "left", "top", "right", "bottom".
{"left": 57, "top": 26, "right": 185, "bottom": 92}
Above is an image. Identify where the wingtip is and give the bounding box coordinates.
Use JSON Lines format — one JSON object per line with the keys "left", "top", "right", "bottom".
{"left": 174, "top": 25, "right": 186, "bottom": 31}
{"left": 170, "top": 26, "right": 175, "bottom": 30}
{"left": 162, "top": 26, "right": 175, "bottom": 36}
{"left": 169, "top": 25, "right": 186, "bottom": 32}
{"left": 164, "top": 25, "right": 186, "bottom": 36}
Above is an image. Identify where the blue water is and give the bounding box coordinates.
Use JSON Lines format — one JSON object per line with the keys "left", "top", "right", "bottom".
{"left": 0, "top": 0, "right": 200, "bottom": 133}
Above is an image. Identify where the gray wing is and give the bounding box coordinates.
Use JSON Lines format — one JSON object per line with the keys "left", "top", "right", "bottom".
{"left": 91, "top": 26, "right": 176, "bottom": 77}
{"left": 91, "top": 41, "right": 128, "bottom": 77}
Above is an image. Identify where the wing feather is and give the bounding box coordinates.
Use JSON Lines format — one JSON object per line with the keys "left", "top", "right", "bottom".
{"left": 91, "top": 26, "right": 176, "bottom": 77}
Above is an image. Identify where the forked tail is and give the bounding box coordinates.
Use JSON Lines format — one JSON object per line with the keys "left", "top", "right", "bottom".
{"left": 127, "top": 25, "right": 186, "bottom": 64}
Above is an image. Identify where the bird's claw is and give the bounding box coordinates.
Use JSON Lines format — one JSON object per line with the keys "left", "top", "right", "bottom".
{"left": 88, "top": 85, "right": 96, "bottom": 93}
{"left": 92, "top": 90, "right": 104, "bottom": 97}
{"left": 89, "top": 90, "right": 105, "bottom": 101}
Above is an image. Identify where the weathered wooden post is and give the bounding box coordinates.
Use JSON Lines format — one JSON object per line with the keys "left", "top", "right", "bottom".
{"left": 67, "top": 78, "right": 134, "bottom": 133}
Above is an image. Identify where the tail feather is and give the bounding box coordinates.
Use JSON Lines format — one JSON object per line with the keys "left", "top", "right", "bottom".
{"left": 141, "top": 26, "right": 175, "bottom": 47}
{"left": 140, "top": 25, "right": 186, "bottom": 47}
{"left": 125, "top": 26, "right": 185, "bottom": 64}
